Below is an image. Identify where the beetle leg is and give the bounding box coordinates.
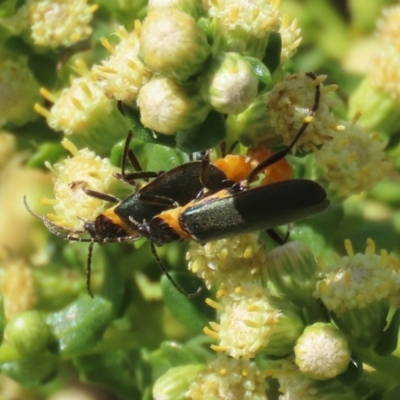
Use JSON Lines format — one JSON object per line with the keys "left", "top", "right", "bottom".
{"left": 137, "top": 192, "right": 179, "bottom": 208}
{"left": 266, "top": 224, "right": 293, "bottom": 245}
{"left": 149, "top": 241, "right": 202, "bottom": 298}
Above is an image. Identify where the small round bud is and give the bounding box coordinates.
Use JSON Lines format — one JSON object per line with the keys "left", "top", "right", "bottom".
{"left": 294, "top": 323, "right": 351, "bottom": 380}
{"left": 138, "top": 76, "right": 210, "bottom": 134}
{"left": 140, "top": 10, "right": 211, "bottom": 80}
{"left": 200, "top": 52, "right": 259, "bottom": 114}
{"left": 4, "top": 311, "right": 50, "bottom": 355}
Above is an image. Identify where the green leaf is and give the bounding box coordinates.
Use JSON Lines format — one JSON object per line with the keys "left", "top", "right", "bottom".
{"left": 263, "top": 31, "right": 282, "bottom": 74}
{"left": 26, "top": 142, "right": 65, "bottom": 169}
{"left": 28, "top": 53, "right": 58, "bottom": 87}
{"left": 375, "top": 309, "right": 400, "bottom": 357}
{"left": 175, "top": 110, "right": 226, "bottom": 153}
{"left": 243, "top": 56, "right": 272, "bottom": 94}
{"left": 121, "top": 104, "right": 176, "bottom": 148}
{"left": 74, "top": 351, "right": 141, "bottom": 400}
{"left": 161, "top": 272, "right": 213, "bottom": 334}
{"left": 46, "top": 295, "right": 114, "bottom": 357}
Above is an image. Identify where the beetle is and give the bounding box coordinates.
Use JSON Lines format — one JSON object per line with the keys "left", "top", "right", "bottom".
{"left": 26, "top": 71, "right": 324, "bottom": 297}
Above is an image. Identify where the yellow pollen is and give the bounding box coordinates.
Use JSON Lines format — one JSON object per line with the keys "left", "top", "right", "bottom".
{"left": 220, "top": 368, "right": 227, "bottom": 376}
{"left": 73, "top": 59, "right": 90, "bottom": 76}
{"left": 40, "top": 198, "right": 57, "bottom": 205}
{"left": 303, "top": 115, "right": 314, "bottom": 123}
{"left": 336, "top": 124, "right": 346, "bottom": 131}
{"left": 61, "top": 138, "right": 80, "bottom": 156}
{"left": 313, "top": 74, "right": 327, "bottom": 85}
{"left": 71, "top": 96, "right": 85, "bottom": 111}
{"left": 244, "top": 246, "right": 253, "bottom": 258}
{"left": 247, "top": 304, "right": 260, "bottom": 312}
{"left": 216, "top": 287, "right": 229, "bottom": 299}
{"left": 89, "top": 4, "right": 98, "bottom": 13}
{"left": 242, "top": 369, "right": 248, "bottom": 377}
{"left": 235, "top": 286, "right": 244, "bottom": 294}
{"left": 205, "top": 298, "right": 224, "bottom": 311}
{"left": 34, "top": 103, "right": 51, "bottom": 119}
{"left": 344, "top": 239, "right": 354, "bottom": 257}
{"left": 209, "top": 321, "right": 220, "bottom": 332}
{"left": 322, "top": 84, "right": 339, "bottom": 93}
{"left": 98, "top": 65, "right": 117, "bottom": 74}
{"left": 203, "top": 326, "right": 220, "bottom": 340}
{"left": 40, "top": 87, "right": 57, "bottom": 103}
{"left": 211, "top": 345, "right": 228, "bottom": 353}
{"left": 101, "top": 37, "right": 116, "bottom": 55}
{"left": 366, "top": 238, "right": 375, "bottom": 255}
{"left": 80, "top": 81, "right": 92, "bottom": 98}
{"left": 244, "top": 319, "right": 259, "bottom": 328}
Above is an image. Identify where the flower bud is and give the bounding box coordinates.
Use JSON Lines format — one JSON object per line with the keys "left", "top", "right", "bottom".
{"left": 39, "top": 72, "right": 129, "bottom": 154}
{"left": 187, "top": 354, "right": 267, "bottom": 400}
{"left": 315, "top": 239, "right": 396, "bottom": 346}
{"left": 140, "top": 10, "right": 211, "bottom": 80}
{"left": 294, "top": 323, "right": 351, "bottom": 380}
{"left": 153, "top": 364, "right": 205, "bottom": 400}
{"left": 200, "top": 52, "right": 259, "bottom": 114}
{"left": 263, "top": 241, "right": 323, "bottom": 321}
{"left": 138, "top": 76, "right": 210, "bottom": 134}
{"left": 0, "top": 57, "right": 40, "bottom": 128}
{"left": 4, "top": 311, "right": 50, "bottom": 355}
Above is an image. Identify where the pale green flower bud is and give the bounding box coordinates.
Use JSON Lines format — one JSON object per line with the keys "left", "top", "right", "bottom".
{"left": 148, "top": 0, "right": 205, "bottom": 20}
{"left": 140, "top": 10, "right": 211, "bottom": 81}
{"left": 315, "top": 239, "right": 396, "bottom": 346}
{"left": 263, "top": 241, "right": 323, "bottom": 321}
{"left": 153, "top": 364, "right": 205, "bottom": 400}
{"left": 0, "top": 58, "right": 40, "bottom": 128}
{"left": 208, "top": 0, "right": 281, "bottom": 58}
{"left": 138, "top": 75, "right": 210, "bottom": 134}
{"left": 200, "top": 52, "right": 259, "bottom": 114}
{"left": 206, "top": 282, "right": 304, "bottom": 358}
{"left": 4, "top": 311, "right": 51, "bottom": 355}
{"left": 294, "top": 323, "right": 351, "bottom": 380}
{"left": 38, "top": 69, "right": 130, "bottom": 154}
{"left": 13, "top": 0, "right": 97, "bottom": 48}
{"left": 349, "top": 63, "right": 400, "bottom": 135}
{"left": 187, "top": 354, "right": 267, "bottom": 400}
{"left": 315, "top": 119, "right": 391, "bottom": 200}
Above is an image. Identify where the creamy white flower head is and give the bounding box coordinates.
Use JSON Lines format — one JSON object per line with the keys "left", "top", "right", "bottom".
{"left": 0, "top": 58, "right": 40, "bottom": 128}
{"left": 376, "top": 5, "right": 400, "bottom": 47}
{"left": 45, "top": 74, "right": 112, "bottom": 136}
{"left": 205, "top": 282, "right": 304, "bottom": 358}
{"left": 208, "top": 0, "right": 281, "bottom": 39}
{"left": 187, "top": 233, "right": 265, "bottom": 289}
{"left": 93, "top": 24, "right": 152, "bottom": 103}
{"left": 138, "top": 75, "right": 210, "bottom": 134}
{"left": 187, "top": 354, "right": 267, "bottom": 400}
{"left": 279, "top": 15, "right": 301, "bottom": 61}
{"left": 294, "top": 323, "right": 351, "bottom": 380}
{"left": 315, "top": 239, "right": 395, "bottom": 313}
{"left": 14, "top": 0, "right": 97, "bottom": 48}
{"left": 369, "top": 44, "right": 400, "bottom": 104}
{"left": 265, "top": 72, "right": 339, "bottom": 152}
{"left": 200, "top": 52, "right": 259, "bottom": 114}
{"left": 140, "top": 10, "right": 210, "bottom": 80}
{"left": 45, "top": 139, "right": 118, "bottom": 231}
{"left": 315, "top": 119, "right": 391, "bottom": 197}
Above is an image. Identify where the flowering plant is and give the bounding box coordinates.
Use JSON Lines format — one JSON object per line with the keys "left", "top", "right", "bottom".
{"left": 0, "top": 0, "right": 400, "bottom": 399}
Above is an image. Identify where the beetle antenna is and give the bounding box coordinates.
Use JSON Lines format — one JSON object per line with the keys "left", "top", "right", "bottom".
{"left": 149, "top": 241, "right": 202, "bottom": 298}
{"left": 86, "top": 241, "right": 95, "bottom": 298}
